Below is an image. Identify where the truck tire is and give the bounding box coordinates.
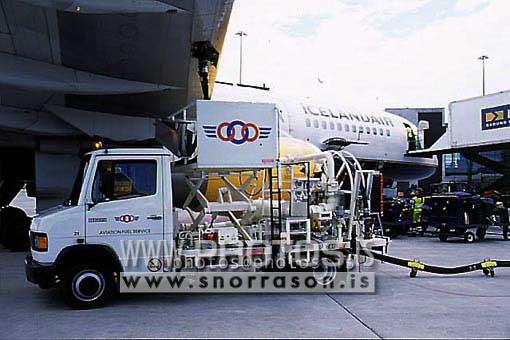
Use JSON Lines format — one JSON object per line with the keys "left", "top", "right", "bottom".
{"left": 438, "top": 234, "right": 448, "bottom": 242}
{"left": 61, "top": 263, "right": 114, "bottom": 309}
{"left": 464, "top": 231, "right": 476, "bottom": 243}
{"left": 313, "top": 257, "right": 337, "bottom": 286}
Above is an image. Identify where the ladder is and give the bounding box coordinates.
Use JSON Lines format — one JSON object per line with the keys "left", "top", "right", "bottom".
{"left": 268, "top": 165, "right": 283, "bottom": 257}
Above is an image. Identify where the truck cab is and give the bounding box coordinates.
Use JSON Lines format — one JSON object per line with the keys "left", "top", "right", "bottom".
{"left": 25, "top": 148, "right": 175, "bottom": 308}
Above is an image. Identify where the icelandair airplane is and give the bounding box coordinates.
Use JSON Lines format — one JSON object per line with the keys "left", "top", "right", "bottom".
{"left": 213, "top": 85, "right": 438, "bottom": 181}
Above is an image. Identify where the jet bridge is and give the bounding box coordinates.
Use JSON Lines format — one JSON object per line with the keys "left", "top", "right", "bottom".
{"left": 410, "top": 90, "right": 510, "bottom": 190}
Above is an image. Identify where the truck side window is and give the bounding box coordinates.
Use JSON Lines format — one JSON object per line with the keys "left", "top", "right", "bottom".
{"left": 92, "top": 160, "right": 157, "bottom": 203}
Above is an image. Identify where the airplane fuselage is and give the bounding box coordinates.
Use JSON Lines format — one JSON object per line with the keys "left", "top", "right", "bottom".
{"left": 278, "top": 101, "right": 438, "bottom": 181}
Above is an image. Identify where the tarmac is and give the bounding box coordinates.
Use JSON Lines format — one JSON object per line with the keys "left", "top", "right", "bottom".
{"left": 1, "top": 234, "right": 509, "bottom": 339}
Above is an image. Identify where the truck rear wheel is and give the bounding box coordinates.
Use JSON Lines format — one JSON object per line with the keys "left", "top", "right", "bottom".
{"left": 61, "top": 263, "right": 114, "bottom": 309}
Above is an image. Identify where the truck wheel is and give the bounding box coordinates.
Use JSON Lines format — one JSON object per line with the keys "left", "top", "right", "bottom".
{"left": 313, "top": 258, "right": 337, "bottom": 286}
{"left": 439, "top": 235, "right": 448, "bottom": 242}
{"left": 61, "top": 263, "right": 114, "bottom": 309}
{"left": 464, "top": 231, "right": 476, "bottom": 243}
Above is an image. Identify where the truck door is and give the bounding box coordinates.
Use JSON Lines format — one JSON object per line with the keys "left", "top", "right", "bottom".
{"left": 85, "top": 156, "right": 165, "bottom": 273}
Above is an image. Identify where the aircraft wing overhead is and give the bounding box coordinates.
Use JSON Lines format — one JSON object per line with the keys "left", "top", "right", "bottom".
{"left": 0, "top": 0, "right": 233, "bottom": 137}
{"left": 320, "top": 137, "right": 369, "bottom": 151}
{"left": 18, "top": 0, "right": 188, "bottom": 14}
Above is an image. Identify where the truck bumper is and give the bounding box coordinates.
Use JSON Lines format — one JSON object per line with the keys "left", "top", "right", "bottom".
{"left": 25, "top": 255, "right": 56, "bottom": 289}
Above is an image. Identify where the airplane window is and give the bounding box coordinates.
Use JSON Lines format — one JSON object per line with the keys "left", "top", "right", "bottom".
{"left": 379, "top": 129, "right": 384, "bottom": 136}
{"left": 352, "top": 125, "right": 357, "bottom": 133}
{"left": 373, "top": 128, "right": 377, "bottom": 135}
{"left": 359, "top": 126, "right": 364, "bottom": 133}
{"left": 386, "top": 129, "right": 391, "bottom": 136}
{"left": 305, "top": 118, "right": 311, "bottom": 127}
{"left": 345, "top": 124, "right": 349, "bottom": 132}
{"left": 330, "top": 122, "right": 335, "bottom": 130}
{"left": 366, "top": 127, "right": 370, "bottom": 134}
{"left": 337, "top": 123, "right": 342, "bottom": 131}
{"left": 313, "top": 120, "right": 319, "bottom": 128}
{"left": 321, "top": 121, "right": 327, "bottom": 129}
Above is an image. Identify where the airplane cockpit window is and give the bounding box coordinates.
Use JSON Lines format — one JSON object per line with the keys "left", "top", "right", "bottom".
{"left": 305, "top": 118, "right": 311, "bottom": 127}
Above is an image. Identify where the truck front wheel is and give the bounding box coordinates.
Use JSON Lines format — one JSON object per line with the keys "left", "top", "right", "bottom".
{"left": 61, "top": 263, "right": 114, "bottom": 309}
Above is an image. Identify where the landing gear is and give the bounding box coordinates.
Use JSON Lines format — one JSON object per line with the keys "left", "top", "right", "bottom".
{"left": 191, "top": 41, "right": 219, "bottom": 100}
{"left": 438, "top": 234, "right": 448, "bottom": 242}
{"left": 0, "top": 206, "right": 31, "bottom": 251}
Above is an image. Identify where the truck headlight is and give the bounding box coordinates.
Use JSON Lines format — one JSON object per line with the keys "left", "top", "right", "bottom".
{"left": 30, "top": 232, "right": 48, "bottom": 252}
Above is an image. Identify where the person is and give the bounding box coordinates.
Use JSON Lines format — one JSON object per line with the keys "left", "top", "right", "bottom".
{"left": 493, "top": 201, "right": 509, "bottom": 240}
{"left": 406, "top": 126, "right": 416, "bottom": 151}
{"left": 410, "top": 188, "right": 424, "bottom": 236}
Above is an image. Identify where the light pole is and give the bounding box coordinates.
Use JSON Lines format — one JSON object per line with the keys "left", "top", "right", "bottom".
{"left": 236, "top": 31, "right": 247, "bottom": 84}
{"left": 478, "top": 55, "right": 489, "bottom": 96}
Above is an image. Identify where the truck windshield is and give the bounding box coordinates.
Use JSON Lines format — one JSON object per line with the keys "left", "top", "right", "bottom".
{"left": 66, "top": 155, "right": 91, "bottom": 206}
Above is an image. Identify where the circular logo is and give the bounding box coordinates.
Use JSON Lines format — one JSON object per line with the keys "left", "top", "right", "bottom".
{"left": 147, "top": 258, "right": 163, "bottom": 272}
{"left": 119, "top": 214, "right": 136, "bottom": 223}
{"left": 217, "top": 120, "right": 260, "bottom": 145}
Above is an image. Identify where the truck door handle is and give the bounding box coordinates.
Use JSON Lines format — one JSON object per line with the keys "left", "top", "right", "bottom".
{"left": 147, "top": 215, "right": 163, "bottom": 220}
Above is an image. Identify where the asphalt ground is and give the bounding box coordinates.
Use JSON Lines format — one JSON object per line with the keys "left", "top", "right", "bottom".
{"left": 1, "top": 234, "right": 509, "bottom": 339}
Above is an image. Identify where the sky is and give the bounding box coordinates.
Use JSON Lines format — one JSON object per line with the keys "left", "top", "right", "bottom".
{"left": 214, "top": 0, "right": 510, "bottom": 112}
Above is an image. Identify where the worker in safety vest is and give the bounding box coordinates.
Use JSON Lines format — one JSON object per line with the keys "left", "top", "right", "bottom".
{"left": 410, "top": 189, "right": 424, "bottom": 236}
{"left": 493, "top": 201, "right": 509, "bottom": 240}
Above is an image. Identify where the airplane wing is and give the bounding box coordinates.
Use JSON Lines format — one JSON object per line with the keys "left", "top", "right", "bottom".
{"left": 0, "top": 0, "right": 233, "bottom": 137}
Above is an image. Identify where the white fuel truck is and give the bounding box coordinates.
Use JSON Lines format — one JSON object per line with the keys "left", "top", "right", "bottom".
{"left": 25, "top": 101, "right": 388, "bottom": 308}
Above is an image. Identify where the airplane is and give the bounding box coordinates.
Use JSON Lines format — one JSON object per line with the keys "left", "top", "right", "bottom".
{"left": 212, "top": 85, "right": 438, "bottom": 181}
